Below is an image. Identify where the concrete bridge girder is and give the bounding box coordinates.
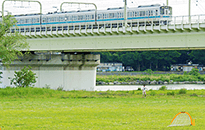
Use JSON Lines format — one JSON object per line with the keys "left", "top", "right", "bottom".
{"left": 27, "top": 31, "right": 205, "bottom": 52}
{"left": 2, "top": 54, "right": 100, "bottom": 91}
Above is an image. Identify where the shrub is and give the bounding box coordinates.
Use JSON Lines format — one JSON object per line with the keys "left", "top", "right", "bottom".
{"left": 159, "top": 86, "right": 167, "bottom": 91}
{"left": 44, "top": 84, "right": 50, "bottom": 89}
{"left": 57, "top": 85, "right": 64, "bottom": 91}
{"left": 144, "top": 69, "right": 153, "bottom": 75}
{"left": 150, "top": 91, "right": 156, "bottom": 96}
{"left": 167, "top": 91, "right": 175, "bottom": 96}
{"left": 183, "top": 71, "right": 188, "bottom": 75}
{"left": 189, "top": 68, "right": 200, "bottom": 76}
{"left": 9, "top": 66, "right": 37, "bottom": 87}
{"left": 179, "top": 88, "right": 187, "bottom": 94}
{"left": 190, "top": 93, "right": 198, "bottom": 96}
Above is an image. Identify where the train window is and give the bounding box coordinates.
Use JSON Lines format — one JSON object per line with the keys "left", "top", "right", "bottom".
{"left": 156, "top": 10, "right": 158, "bottom": 15}
{"left": 20, "top": 19, "right": 24, "bottom": 24}
{"left": 109, "top": 13, "right": 114, "bottom": 18}
{"left": 132, "top": 12, "right": 135, "bottom": 17}
{"left": 78, "top": 15, "right": 83, "bottom": 20}
{"left": 117, "top": 13, "right": 122, "bottom": 18}
{"left": 103, "top": 14, "right": 106, "bottom": 19}
{"left": 98, "top": 14, "right": 102, "bottom": 19}
{"left": 56, "top": 17, "right": 58, "bottom": 21}
{"left": 146, "top": 11, "right": 149, "bottom": 16}
{"left": 37, "top": 18, "right": 40, "bottom": 22}
{"left": 32, "top": 18, "right": 36, "bottom": 23}
{"left": 25, "top": 19, "right": 29, "bottom": 23}
{"left": 69, "top": 16, "right": 73, "bottom": 21}
{"left": 114, "top": 13, "right": 118, "bottom": 18}
{"left": 52, "top": 17, "right": 57, "bottom": 22}
{"left": 160, "top": 9, "right": 164, "bottom": 15}
{"left": 128, "top": 12, "right": 132, "bottom": 17}
{"left": 73, "top": 16, "right": 77, "bottom": 20}
{"left": 91, "top": 15, "right": 94, "bottom": 19}
{"left": 70, "top": 16, "right": 73, "bottom": 20}
{"left": 169, "top": 7, "right": 172, "bottom": 15}
{"left": 136, "top": 12, "right": 140, "bottom": 16}
{"left": 83, "top": 15, "right": 86, "bottom": 20}
{"left": 140, "top": 11, "right": 145, "bottom": 16}
{"left": 65, "top": 16, "right": 69, "bottom": 21}
{"left": 60, "top": 16, "right": 65, "bottom": 21}
{"left": 86, "top": 15, "right": 89, "bottom": 20}
{"left": 150, "top": 10, "right": 153, "bottom": 16}
{"left": 43, "top": 18, "right": 46, "bottom": 23}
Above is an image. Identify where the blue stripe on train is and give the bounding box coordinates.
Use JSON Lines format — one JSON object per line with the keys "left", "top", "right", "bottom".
{"left": 16, "top": 16, "right": 171, "bottom": 27}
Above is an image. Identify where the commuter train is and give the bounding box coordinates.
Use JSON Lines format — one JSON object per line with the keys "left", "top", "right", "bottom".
{"left": 0, "top": 4, "right": 172, "bottom": 32}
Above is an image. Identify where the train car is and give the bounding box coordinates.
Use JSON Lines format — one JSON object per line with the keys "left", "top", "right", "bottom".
{"left": 7, "top": 4, "right": 172, "bottom": 33}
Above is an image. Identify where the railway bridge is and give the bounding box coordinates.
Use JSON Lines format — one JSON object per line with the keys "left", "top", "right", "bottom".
{"left": 2, "top": 15, "right": 205, "bottom": 90}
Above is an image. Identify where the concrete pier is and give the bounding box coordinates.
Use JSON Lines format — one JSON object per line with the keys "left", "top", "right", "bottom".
{"left": 1, "top": 53, "right": 100, "bottom": 91}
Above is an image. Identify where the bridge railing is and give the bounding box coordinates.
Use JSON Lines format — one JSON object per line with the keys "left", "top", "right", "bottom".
{"left": 7, "top": 14, "right": 205, "bottom": 36}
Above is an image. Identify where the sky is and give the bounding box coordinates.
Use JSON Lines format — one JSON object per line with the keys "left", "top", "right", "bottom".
{"left": 1, "top": 0, "right": 205, "bottom": 16}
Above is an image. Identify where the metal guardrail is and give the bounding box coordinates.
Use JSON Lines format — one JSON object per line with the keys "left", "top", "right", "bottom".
{"left": 7, "top": 14, "right": 205, "bottom": 38}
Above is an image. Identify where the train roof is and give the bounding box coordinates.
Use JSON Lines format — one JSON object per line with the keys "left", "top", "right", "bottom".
{"left": 138, "top": 4, "right": 161, "bottom": 8}
{"left": 107, "top": 7, "right": 125, "bottom": 10}
{"left": 9, "top": 4, "right": 165, "bottom": 17}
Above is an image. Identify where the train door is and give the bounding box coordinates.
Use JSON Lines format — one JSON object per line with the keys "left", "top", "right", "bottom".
{"left": 164, "top": 8, "right": 169, "bottom": 16}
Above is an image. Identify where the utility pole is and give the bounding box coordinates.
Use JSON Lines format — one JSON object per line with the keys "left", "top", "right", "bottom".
{"left": 60, "top": 2, "right": 97, "bottom": 24}
{"left": 124, "top": 0, "right": 127, "bottom": 27}
{"left": 2, "top": 0, "right": 42, "bottom": 17}
{"left": 189, "top": 0, "right": 191, "bottom": 23}
{"left": 166, "top": 0, "right": 169, "bottom": 6}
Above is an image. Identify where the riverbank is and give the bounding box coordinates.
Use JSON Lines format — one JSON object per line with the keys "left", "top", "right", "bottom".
{"left": 95, "top": 84, "right": 205, "bottom": 91}
{"left": 0, "top": 87, "right": 205, "bottom": 98}
{"left": 96, "top": 73, "right": 205, "bottom": 85}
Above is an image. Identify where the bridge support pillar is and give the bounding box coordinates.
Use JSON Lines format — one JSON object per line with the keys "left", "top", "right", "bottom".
{"left": 1, "top": 53, "right": 100, "bottom": 91}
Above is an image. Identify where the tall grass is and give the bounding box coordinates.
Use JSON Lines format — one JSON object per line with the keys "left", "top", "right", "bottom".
{"left": 0, "top": 87, "right": 205, "bottom": 99}
{"left": 97, "top": 74, "right": 205, "bottom": 83}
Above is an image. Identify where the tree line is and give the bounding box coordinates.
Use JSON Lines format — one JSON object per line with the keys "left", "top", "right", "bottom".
{"left": 94, "top": 50, "right": 205, "bottom": 71}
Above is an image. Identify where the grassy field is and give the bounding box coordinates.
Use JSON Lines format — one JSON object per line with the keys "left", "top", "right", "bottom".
{"left": 0, "top": 87, "right": 205, "bottom": 129}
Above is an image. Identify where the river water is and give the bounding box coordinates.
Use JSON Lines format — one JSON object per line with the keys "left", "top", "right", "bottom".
{"left": 95, "top": 84, "right": 205, "bottom": 91}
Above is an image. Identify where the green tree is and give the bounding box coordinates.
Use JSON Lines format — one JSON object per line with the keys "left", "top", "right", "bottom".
{"left": 10, "top": 66, "right": 37, "bottom": 87}
{"left": 189, "top": 50, "right": 205, "bottom": 65}
{"left": 188, "top": 68, "right": 200, "bottom": 76}
{"left": 0, "top": 14, "right": 28, "bottom": 65}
